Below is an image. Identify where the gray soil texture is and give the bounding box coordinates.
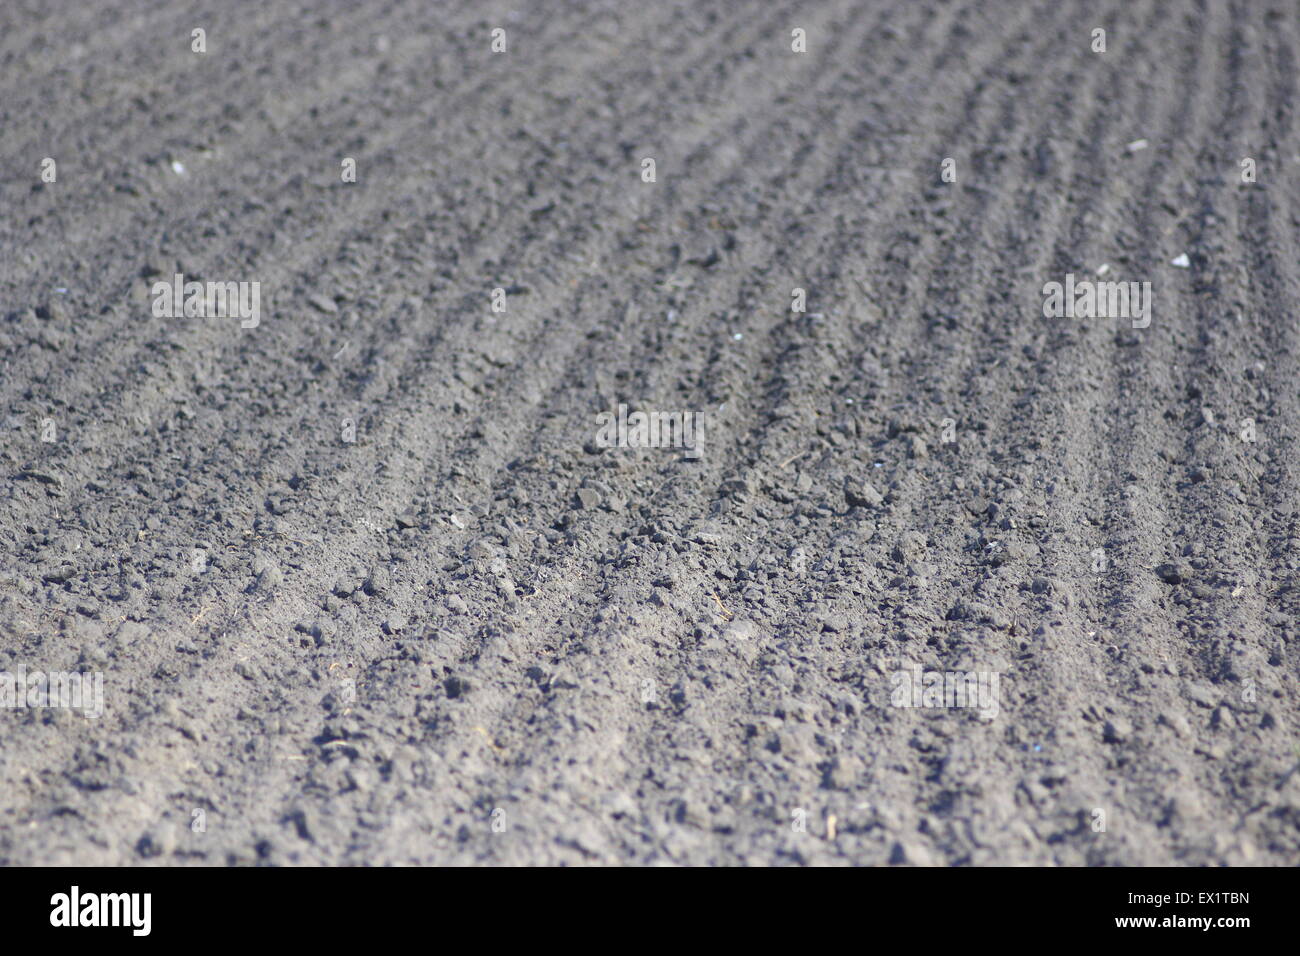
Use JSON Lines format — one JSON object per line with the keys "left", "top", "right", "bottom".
{"left": 2, "top": 0, "right": 1299, "bottom": 866}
